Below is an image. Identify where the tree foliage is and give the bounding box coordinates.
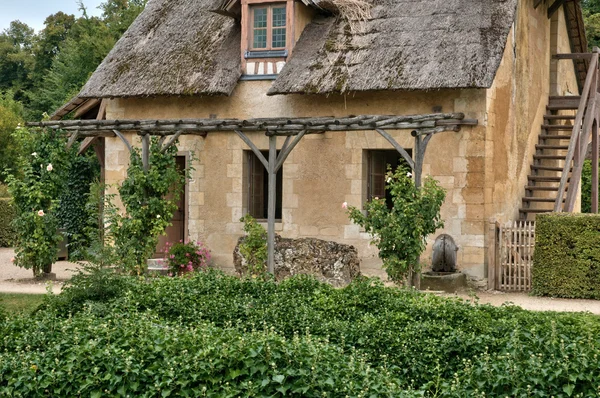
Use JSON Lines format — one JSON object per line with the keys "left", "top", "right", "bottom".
{"left": 346, "top": 168, "right": 446, "bottom": 284}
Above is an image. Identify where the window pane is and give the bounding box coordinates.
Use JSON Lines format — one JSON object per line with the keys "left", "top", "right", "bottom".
{"left": 253, "top": 29, "right": 267, "bottom": 48}
{"left": 272, "top": 6, "right": 286, "bottom": 27}
{"left": 253, "top": 8, "right": 267, "bottom": 28}
{"left": 272, "top": 28, "right": 286, "bottom": 48}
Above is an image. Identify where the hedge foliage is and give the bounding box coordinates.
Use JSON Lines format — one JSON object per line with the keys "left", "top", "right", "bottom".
{"left": 533, "top": 213, "right": 600, "bottom": 299}
{"left": 0, "top": 270, "right": 597, "bottom": 396}
{"left": 0, "top": 199, "right": 15, "bottom": 247}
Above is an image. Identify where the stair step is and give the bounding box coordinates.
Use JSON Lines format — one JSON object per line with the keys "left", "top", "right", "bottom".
{"left": 547, "top": 96, "right": 581, "bottom": 110}
{"left": 544, "top": 114, "right": 576, "bottom": 120}
{"left": 540, "top": 134, "right": 572, "bottom": 140}
{"left": 522, "top": 197, "right": 564, "bottom": 203}
{"left": 541, "top": 125, "right": 575, "bottom": 130}
{"left": 525, "top": 185, "right": 560, "bottom": 191}
{"left": 547, "top": 104, "right": 580, "bottom": 111}
{"left": 535, "top": 144, "right": 569, "bottom": 150}
{"left": 519, "top": 208, "right": 554, "bottom": 214}
{"left": 531, "top": 165, "right": 571, "bottom": 172}
{"left": 533, "top": 154, "right": 567, "bottom": 160}
{"left": 528, "top": 176, "right": 567, "bottom": 182}
{"left": 548, "top": 95, "right": 582, "bottom": 100}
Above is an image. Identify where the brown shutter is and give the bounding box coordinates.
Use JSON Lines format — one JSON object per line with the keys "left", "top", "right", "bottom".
{"left": 249, "top": 153, "right": 265, "bottom": 218}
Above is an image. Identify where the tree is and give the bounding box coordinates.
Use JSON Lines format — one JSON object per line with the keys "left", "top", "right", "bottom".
{"left": 0, "top": 21, "right": 35, "bottom": 97}
{"left": 0, "top": 91, "right": 23, "bottom": 182}
{"left": 30, "top": 12, "right": 76, "bottom": 85}
{"left": 346, "top": 167, "right": 446, "bottom": 285}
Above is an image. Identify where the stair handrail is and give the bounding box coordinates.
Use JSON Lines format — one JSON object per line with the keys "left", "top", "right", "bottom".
{"left": 553, "top": 49, "right": 600, "bottom": 212}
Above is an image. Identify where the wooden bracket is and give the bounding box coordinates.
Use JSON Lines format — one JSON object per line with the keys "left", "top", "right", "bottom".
{"left": 113, "top": 130, "right": 132, "bottom": 152}
{"left": 234, "top": 130, "right": 268, "bottom": 169}
{"left": 161, "top": 130, "right": 183, "bottom": 153}
{"left": 66, "top": 131, "right": 80, "bottom": 149}
{"left": 374, "top": 128, "right": 415, "bottom": 170}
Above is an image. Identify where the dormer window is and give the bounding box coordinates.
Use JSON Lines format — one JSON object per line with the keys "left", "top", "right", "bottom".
{"left": 240, "top": 0, "right": 314, "bottom": 79}
{"left": 250, "top": 4, "right": 287, "bottom": 50}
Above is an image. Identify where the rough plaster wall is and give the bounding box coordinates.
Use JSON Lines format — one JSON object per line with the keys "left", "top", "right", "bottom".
{"left": 104, "top": 83, "right": 488, "bottom": 279}
{"left": 486, "top": 1, "right": 551, "bottom": 224}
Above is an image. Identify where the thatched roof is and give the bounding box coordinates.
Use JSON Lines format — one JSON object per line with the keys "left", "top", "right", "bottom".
{"left": 78, "top": 0, "right": 241, "bottom": 98}
{"left": 269, "top": 0, "right": 518, "bottom": 95}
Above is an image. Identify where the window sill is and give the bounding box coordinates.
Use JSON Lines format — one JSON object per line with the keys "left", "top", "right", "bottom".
{"left": 257, "top": 220, "right": 283, "bottom": 231}
{"left": 245, "top": 49, "right": 288, "bottom": 59}
{"left": 240, "top": 74, "right": 278, "bottom": 81}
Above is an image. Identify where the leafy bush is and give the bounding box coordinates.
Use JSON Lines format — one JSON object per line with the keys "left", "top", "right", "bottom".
{"left": 34, "top": 271, "right": 600, "bottom": 397}
{"left": 238, "top": 214, "right": 268, "bottom": 277}
{"left": 0, "top": 199, "right": 15, "bottom": 247}
{"left": 533, "top": 213, "right": 600, "bottom": 298}
{"left": 346, "top": 167, "right": 445, "bottom": 283}
{"left": 162, "top": 240, "right": 211, "bottom": 276}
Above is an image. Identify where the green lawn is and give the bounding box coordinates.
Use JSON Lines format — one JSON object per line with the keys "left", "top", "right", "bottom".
{"left": 0, "top": 293, "right": 45, "bottom": 314}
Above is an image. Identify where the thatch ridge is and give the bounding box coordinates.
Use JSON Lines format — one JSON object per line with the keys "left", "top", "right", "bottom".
{"left": 78, "top": 0, "right": 241, "bottom": 98}
{"left": 269, "top": 0, "right": 518, "bottom": 95}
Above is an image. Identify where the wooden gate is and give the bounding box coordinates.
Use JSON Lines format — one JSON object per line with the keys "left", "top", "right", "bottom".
{"left": 490, "top": 221, "right": 535, "bottom": 291}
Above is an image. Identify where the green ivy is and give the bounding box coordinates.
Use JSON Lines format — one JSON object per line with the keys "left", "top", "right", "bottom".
{"left": 346, "top": 167, "right": 446, "bottom": 283}
{"left": 55, "top": 153, "right": 100, "bottom": 259}
{"left": 0, "top": 199, "right": 15, "bottom": 247}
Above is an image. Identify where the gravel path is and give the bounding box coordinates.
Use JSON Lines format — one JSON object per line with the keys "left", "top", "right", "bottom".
{"left": 1, "top": 247, "right": 599, "bottom": 315}
{"left": 0, "top": 248, "right": 80, "bottom": 294}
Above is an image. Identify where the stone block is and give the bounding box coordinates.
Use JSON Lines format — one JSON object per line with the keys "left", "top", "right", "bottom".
{"left": 344, "top": 224, "right": 361, "bottom": 239}
{"left": 461, "top": 187, "right": 485, "bottom": 204}
{"left": 226, "top": 192, "right": 242, "bottom": 208}
{"left": 231, "top": 207, "right": 243, "bottom": 222}
{"left": 299, "top": 225, "right": 319, "bottom": 236}
{"left": 467, "top": 140, "right": 485, "bottom": 157}
{"left": 284, "top": 163, "right": 299, "bottom": 179}
{"left": 453, "top": 157, "right": 468, "bottom": 173}
{"left": 283, "top": 194, "right": 298, "bottom": 208}
{"left": 319, "top": 227, "right": 339, "bottom": 236}
{"left": 467, "top": 157, "right": 484, "bottom": 173}
{"left": 227, "top": 163, "right": 242, "bottom": 178}
{"left": 189, "top": 192, "right": 205, "bottom": 206}
{"left": 345, "top": 164, "right": 361, "bottom": 180}
{"left": 462, "top": 220, "right": 484, "bottom": 235}
{"left": 466, "top": 204, "right": 485, "bottom": 221}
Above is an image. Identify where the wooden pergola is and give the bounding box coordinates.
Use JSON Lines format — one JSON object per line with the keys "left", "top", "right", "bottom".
{"left": 28, "top": 112, "right": 477, "bottom": 273}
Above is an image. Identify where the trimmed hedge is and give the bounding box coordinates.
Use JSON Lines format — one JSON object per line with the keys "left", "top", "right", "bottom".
{"left": 0, "top": 199, "right": 14, "bottom": 247}
{"left": 21, "top": 270, "right": 600, "bottom": 396}
{"left": 533, "top": 213, "right": 600, "bottom": 298}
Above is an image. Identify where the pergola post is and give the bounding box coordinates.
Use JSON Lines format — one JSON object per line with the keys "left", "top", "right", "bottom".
{"left": 267, "top": 135, "right": 277, "bottom": 274}
{"left": 593, "top": 121, "right": 599, "bottom": 212}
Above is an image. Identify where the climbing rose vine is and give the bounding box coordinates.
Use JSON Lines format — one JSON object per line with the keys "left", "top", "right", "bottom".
{"left": 6, "top": 128, "right": 71, "bottom": 276}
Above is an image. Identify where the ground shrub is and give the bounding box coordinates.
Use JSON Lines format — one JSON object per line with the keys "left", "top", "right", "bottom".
{"left": 533, "top": 213, "right": 600, "bottom": 299}
{"left": 0, "top": 310, "right": 416, "bottom": 397}
{"left": 32, "top": 270, "right": 600, "bottom": 396}
{"left": 0, "top": 199, "right": 15, "bottom": 247}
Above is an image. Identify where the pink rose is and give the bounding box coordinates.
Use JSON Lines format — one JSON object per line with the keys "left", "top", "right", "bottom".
{"left": 37, "top": 210, "right": 45, "bottom": 217}
{"left": 10, "top": 257, "right": 15, "bottom": 263}
{"left": 342, "top": 202, "right": 348, "bottom": 209}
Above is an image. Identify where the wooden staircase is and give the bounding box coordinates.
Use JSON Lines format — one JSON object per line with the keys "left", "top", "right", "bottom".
{"left": 519, "top": 49, "right": 600, "bottom": 220}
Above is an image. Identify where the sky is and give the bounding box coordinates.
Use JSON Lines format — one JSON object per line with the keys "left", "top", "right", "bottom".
{"left": 0, "top": 0, "right": 104, "bottom": 33}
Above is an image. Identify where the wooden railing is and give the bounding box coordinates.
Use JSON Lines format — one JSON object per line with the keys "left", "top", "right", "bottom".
{"left": 554, "top": 48, "right": 600, "bottom": 213}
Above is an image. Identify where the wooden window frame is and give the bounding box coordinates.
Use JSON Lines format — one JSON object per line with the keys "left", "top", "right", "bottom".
{"left": 246, "top": 150, "right": 283, "bottom": 221}
{"left": 249, "top": 3, "right": 287, "bottom": 51}
{"left": 366, "top": 149, "right": 412, "bottom": 209}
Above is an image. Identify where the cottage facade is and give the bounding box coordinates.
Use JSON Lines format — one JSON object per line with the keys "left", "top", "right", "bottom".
{"left": 47, "top": 0, "right": 587, "bottom": 281}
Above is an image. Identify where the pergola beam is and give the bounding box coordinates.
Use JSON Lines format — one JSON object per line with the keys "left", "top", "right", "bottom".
{"left": 27, "top": 112, "right": 478, "bottom": 277}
